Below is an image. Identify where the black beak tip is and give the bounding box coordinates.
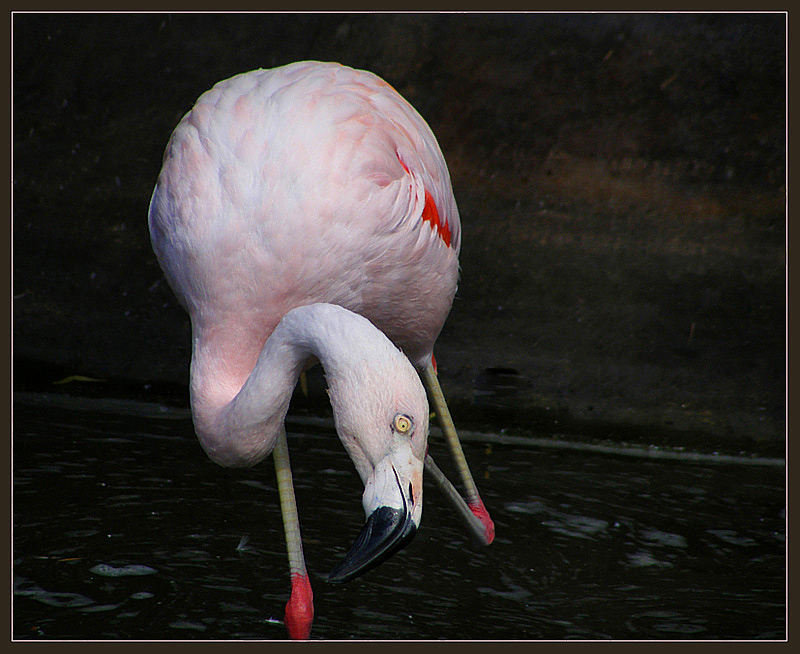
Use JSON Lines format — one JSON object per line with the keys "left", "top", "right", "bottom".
{"left": 328, "top": 505, "right": 417, "bottom": 584}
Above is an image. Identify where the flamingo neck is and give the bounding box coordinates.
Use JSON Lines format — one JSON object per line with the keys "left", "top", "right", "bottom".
{"left": 188, "top": 303, "right": 391, "bottom": 468}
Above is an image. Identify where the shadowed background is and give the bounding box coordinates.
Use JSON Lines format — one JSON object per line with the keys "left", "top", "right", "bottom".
{"left": 13, "top": 13, "right": 785, "bottom": 455}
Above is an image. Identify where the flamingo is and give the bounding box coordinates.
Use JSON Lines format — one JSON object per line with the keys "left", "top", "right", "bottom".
{"left": 148, "top": 60, "right": 494, "bottom": 640}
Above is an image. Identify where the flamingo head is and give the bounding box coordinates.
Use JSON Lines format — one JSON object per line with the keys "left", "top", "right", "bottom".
{"left": 324, "top": 335, "right": 429, "bottom": 584}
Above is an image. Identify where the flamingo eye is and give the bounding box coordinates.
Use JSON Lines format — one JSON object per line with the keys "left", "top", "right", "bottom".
{"left": 393, "top": 413, "right": 413, "bottom": 435}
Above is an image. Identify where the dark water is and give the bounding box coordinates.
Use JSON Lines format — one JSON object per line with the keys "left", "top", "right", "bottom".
{"left": 13, "top": 394, "right": 785, "bottom": 640}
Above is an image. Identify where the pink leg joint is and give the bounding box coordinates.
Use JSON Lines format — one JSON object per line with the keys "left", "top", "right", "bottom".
{"left": 469, "top": 497, "right": 496, "bottom": 545}
{"left": 284, "top": 573, "right": 314, "bottom": 640}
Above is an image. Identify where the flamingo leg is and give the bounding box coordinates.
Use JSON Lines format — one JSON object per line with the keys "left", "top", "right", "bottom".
{"left": 272, "top": 427, "right": 314, "bottom": 639}
{"left": 421, "top": 362, "right": 495, "bottom": 545}
{"left": 424, "top": 453, "right": 490, "bottom": 543}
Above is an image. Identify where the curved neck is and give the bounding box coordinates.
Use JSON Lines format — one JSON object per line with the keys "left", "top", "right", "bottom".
{"left": 188, "top": 303, "right": 397, "bottom": 468}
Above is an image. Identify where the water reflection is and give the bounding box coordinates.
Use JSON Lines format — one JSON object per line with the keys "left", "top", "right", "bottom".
{"left": 13, "top": 395, "right": 785, "bottom": 640}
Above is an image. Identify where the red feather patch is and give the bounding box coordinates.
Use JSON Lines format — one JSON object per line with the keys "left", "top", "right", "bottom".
{"left": 397, "top": 153, "right": 452, "bottom": 248}
{"left": 422, "top": 189, "right": 451, "bottom": 248}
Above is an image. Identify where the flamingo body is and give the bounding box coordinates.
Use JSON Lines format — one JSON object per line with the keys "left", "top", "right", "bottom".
{"left": 150, "top": 62, "right": 460, "bottom": 424}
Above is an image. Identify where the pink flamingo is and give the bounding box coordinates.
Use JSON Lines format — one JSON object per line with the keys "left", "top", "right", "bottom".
{"left": 148, "top": 61, "right": 494, "bottom": 639}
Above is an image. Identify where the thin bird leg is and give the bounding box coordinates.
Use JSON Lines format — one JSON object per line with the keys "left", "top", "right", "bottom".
{"left": 421, "top": 361, "right": 495, "bottom": 545}
{"left": 424, "top": 453, "right": 488, "bottom": 542}
{"left": 272, "top": 427, "right": 314, "bottom": 639}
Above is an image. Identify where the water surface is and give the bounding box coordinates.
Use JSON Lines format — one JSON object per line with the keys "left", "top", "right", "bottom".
{"left": 13, "top": 395, "right": 785, "bottom": 640}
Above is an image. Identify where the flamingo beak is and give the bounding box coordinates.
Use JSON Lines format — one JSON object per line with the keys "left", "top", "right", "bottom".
{"left": 328, "top": 453, "right": 421, "bottom": 583}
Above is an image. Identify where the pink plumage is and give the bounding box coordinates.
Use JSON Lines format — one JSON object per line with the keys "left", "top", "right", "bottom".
{"left": 150, "top": 61, "right": 459, "bottom": 376}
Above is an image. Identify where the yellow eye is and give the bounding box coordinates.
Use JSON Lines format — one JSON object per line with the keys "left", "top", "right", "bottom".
{"left": 393, "top": 413, "right": 413, "bottom": 434}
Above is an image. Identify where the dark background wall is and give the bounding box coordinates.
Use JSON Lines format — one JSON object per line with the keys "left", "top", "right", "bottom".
{"left": 12, "top": 13, "right": 786, "bottom": 455}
